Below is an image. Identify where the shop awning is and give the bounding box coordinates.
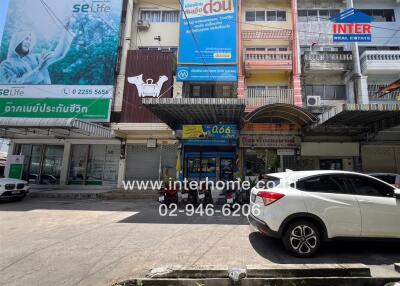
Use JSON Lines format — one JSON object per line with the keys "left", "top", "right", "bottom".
{"left": 243, "top": 104, "right": 318, "bottom": 127}
{"left": 309, "top": 104, "right": 400, "bottom": 136}
{"left": 0, "top": 118, "right": 114, "bottom": 139}
{"left": 142, "top": 98, "right": 246, "bottom": 129}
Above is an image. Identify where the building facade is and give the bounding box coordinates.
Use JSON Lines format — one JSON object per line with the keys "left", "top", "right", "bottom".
{"left": 0, "top": 0, "right": 399, "bottom": 188}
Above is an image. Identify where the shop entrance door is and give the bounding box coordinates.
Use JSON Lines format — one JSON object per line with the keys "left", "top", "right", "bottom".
{"left": 18, "top": 144, "right": 63, "bottom": 184}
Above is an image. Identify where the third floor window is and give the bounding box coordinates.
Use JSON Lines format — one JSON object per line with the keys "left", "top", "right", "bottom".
{"left": 359, "top": 9, "right": 395, "bottom": 22}
{"left": 298, "top": 9, "right": 340, "bottom": 22}
{"left": 139, "top": 10, "right": 180, "bottom": 23}
{"left": 245, "top": 10, "right": 287, "bottom": 22}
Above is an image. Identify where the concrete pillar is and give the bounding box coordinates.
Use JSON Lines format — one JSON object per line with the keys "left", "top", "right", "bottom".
{"left": 113, "top": 0, "right": 134, "bottom": 112}
{"left": 346, "top": 0, "right": 369, "bottom": 104}
{"left": 237, "top": 0, "right": 244, "bottom": 98}
{"left": 59, "top": 141, "right": 71, "bottom": 186}
{"left": 238, "top": 75, "right": 245, "bottom": 98}
{"left": 117, "top": 140, "right": 127, "bottom": 189}
{"left": 4, "top": 141, "right": 15, "bottom": 178}
{"left": 291, "top": 0, "right": 302, "bottom": 107}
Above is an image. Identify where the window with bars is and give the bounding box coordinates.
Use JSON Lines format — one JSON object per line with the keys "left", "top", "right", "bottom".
{"left": 245, "top": 10, "right": 286, "bottom": 22}
{"left": 298, "top": 9, "right": 340, "bottom": 22}
{"left": 140, "top": 10, "right": 180, "bottom": 23}
{"left": 305, "top": 85, "right": 346, "bottom": 100}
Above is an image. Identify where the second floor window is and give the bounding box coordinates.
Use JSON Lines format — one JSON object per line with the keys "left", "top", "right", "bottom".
{"left": 140, "top": 10, "right": 180, "bottom": 23}
{"left": 305, "top": 85, "right": 346, "bottom": 100}
{"left": 245, "top": 10, "right": 286, "bottom": 22}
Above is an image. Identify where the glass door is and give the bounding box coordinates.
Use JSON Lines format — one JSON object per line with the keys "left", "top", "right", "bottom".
{"left": 41, "top": 145, "right": 64, "bottom": 184}
{"left": 28, "top": 145, "right": 44, "bottom": 184}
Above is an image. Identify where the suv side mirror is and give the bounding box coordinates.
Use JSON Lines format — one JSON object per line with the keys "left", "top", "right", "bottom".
{"left": 394, "top": 189, "right": 400, "bottom": 199}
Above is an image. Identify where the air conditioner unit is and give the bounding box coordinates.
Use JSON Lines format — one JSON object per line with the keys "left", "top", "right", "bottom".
{"left": 307, "top": 95, "right": 321, "bottom": 107}
{"left": 136, "top": 19, "right": 150, "bottom": 30}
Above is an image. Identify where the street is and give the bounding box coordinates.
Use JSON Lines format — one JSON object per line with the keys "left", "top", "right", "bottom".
{"left": 0, "top": 197, "right": 399, "bottom": 286}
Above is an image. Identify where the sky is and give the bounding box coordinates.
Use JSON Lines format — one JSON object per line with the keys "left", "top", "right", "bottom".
{"left": 0, "top": 0, "right": 10, "bottom": 46}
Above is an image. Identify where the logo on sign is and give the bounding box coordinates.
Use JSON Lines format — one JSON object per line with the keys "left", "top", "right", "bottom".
{"left": 177, "top": 69, "right": 189, "bottom": 80}
{"left": 128, "top": 74, "right": 168, "bottom": 98}
{"left": 183, "top": 0, "right": 234, "bottom": 19}
{"left": 330, "top": 8, "right": 372, "bottom": 42}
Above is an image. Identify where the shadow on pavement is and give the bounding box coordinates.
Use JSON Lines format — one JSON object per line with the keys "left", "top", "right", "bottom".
{"left": 249, "top": 232, "right": 400, "bottom": 265}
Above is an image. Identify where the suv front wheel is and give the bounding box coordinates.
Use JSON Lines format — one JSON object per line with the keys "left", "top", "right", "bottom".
{"left": 282, "top": 220, "right": 321, "bottom": 257}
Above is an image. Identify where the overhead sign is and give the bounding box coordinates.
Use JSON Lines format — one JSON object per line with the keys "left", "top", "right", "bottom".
{"left": 239, "top": 135, "right": 301, "bottom": 148}
{"left": 176, "top": 66, "right": 237, "bottom": 81}
{"left": 178, "top": 0, "right": 237, "bottom": 65}
{"left": 182, "top": 124, "right": 238, "bottom": 140}
{"left": 330, "top": 8, "right": 372, "bottom": 42}
{"left": 0, "top": 0, "right": 123, "bottom": 121}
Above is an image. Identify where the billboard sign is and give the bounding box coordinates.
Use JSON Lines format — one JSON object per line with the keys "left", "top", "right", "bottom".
{"left": 0, "top": 0, "right": 123, "bottom": 121}
{"left": 182, "top": 124, "right": 238, "bottom": 140}
{"left": 331, "top": 8, "right": 372, "bottom": 42}
{"left": 178, "top": 0, "right": 237, "bottom": 65}
{"left": 176, "top": 66, "right": 237, "bottom": 81}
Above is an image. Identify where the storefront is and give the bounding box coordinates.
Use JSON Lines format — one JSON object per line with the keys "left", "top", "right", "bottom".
{"left": 181, "top": 124, "right": 239, "bottom": 181}
{"left": 240, "top": 133, "right": 301, "bottom": 175}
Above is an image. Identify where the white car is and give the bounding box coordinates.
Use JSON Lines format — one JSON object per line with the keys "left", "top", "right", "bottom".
{"left": 248, "top": 170, "right": 400, "bottom": 257}
{"left": 0, "top": 178, "right": 30, "bottom": 202}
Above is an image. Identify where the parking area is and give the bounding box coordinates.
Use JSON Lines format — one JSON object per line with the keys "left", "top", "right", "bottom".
{"left": 0, "top": 197, "right": 399, "bottom": 286}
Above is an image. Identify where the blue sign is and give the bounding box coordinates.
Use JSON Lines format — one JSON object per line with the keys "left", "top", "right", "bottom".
{"left": 178, "top": 0, "right": 237, "bottom": 65}
{"left": 177, "top": 66, "right": 237, "bottom": 81}
{"left": 330, "top": 9, "right": 372, "bottom": 42}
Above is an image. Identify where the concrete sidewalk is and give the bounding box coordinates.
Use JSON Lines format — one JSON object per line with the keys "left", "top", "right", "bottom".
{"left": 0, "top": 197, "right": 399, "bottom": 286}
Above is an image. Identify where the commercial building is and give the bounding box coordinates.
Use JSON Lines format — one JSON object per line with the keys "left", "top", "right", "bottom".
{"left": 0, "top": 0, "right": 399, "bottom": 188}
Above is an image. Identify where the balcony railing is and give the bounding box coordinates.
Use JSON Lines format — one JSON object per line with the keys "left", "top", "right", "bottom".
{"left": 368, "top": 84, "right": 400, "bottom": 102}
{"left": 360, "top": 51, "right": 400, "bottom": 74}
{"left": 302, "top": 51, "right": 353, "bottom": 72}
{"left": 244, "top": 51, "right": 293, "bottom": 70}
{"left": 246, "top": 88, "right": 293, "bottom": 107}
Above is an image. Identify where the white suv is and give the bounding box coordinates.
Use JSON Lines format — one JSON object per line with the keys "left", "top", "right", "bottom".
{"left": 248, "top": 170, "right": 400, "bottom": 257}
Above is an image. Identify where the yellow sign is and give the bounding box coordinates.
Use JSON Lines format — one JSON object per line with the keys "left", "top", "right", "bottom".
{"left": 182, "top": 125, "right": 205, "bottom": 139}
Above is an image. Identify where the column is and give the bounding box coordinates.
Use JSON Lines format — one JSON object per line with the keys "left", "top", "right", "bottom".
{"left": 59, "top": 141, "right": 71, "bottom": 186}
{"left": 113, "top": 0, "right": 134, "bottom": 112}
{"left": 346, "top": 0, "right": 369, "bottom": 104}
{"left": 237, "top": 0, "right": 245, "bottom": 98}
{"left": 291, "top": 0, "right": 302, "bottom": 107}
{"left": 117, "top": 140, "right": 127, "bottom": 189}
{"left": 4, "top": 141, "right": 15, "bottom": 178}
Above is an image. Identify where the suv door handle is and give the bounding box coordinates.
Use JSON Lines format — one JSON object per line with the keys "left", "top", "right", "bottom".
{"left": 359, "top": 199, "right": 372, "bottom": 204}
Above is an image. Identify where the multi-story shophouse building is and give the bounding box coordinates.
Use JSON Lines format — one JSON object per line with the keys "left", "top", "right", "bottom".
{"left": 298, "top": 0, "right": 400, "bottom": 172}
{"left": 1, "top": 0, "right": 399, "bottom": 188}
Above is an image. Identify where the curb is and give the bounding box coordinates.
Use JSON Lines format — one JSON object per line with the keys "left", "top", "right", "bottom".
{"left": 395, "top": 263, "right": 400, "bottom": 273}
{"left": 28, "top": 191, "right": 158, "bottom": 200}
{"left": 147, "top": 264, "right": 371, "bottom": 279}
{"left": 115, "top": 277, "right": 400, "bottom": 286}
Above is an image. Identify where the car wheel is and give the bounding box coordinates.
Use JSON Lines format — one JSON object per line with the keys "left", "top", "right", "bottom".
{"left": 282, "top": 220, "right": 320, "bottom": 258}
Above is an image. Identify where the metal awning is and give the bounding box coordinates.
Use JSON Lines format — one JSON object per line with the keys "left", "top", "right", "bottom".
{"left": 0, "top": 118, "right": 114, "bottom": 139}
{"left": 243, "top": 103, "right": 318, "bottom": 126}
{"left": 142, "top": 98, "right": 246, "bottom": 129}
{"left": 309, "top": 104, "right": 400, "bottom": 136}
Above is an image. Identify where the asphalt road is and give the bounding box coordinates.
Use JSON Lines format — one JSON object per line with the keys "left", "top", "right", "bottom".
{"left": 0, "top": 197, "right": 399, "bottom": 286}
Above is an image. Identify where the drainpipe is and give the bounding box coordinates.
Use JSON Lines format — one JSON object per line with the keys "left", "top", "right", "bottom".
{"left": 237, "top": 0, "right": 245, "bottom": 98}
{"left": 291, "top": 0, "right": 302, "bottom": 107}
{"left": 347, "top": 0, "right": 369, "bottom": 104}
{"left": 114, "top": 0, "right": 134, "bottom": 112}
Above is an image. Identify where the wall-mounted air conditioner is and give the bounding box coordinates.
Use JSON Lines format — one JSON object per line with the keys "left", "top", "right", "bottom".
{"left": 137, "top": 19, "right": 150, "bottom": 30}
{"left": 306, "top": 95, "right": 321, "bottom": 107}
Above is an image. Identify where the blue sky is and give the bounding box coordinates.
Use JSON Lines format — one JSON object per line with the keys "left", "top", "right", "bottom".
{"left": 0, "top": 0, "right": 10, "bottom": 45}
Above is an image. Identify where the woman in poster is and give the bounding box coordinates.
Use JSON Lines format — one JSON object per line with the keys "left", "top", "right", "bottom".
{"left": 0, "top": 21, "right": 74, "bottom": 84}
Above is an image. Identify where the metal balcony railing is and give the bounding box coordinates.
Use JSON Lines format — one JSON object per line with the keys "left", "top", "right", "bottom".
{"left": 246, "top": 88, "right": 294, "bottom": 107}
{"left": 368, "top": 84, "right": 400, "bottom": 101}
{"left": 303, "top": 51, "right": 353, "bottom": 62}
